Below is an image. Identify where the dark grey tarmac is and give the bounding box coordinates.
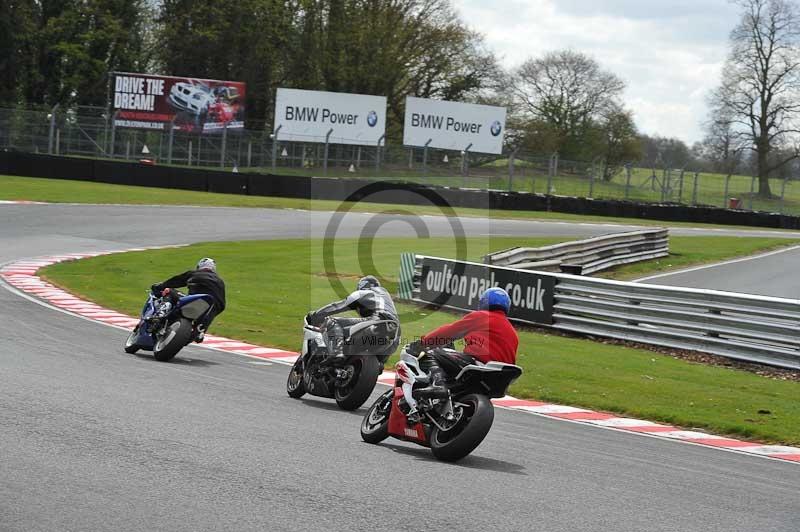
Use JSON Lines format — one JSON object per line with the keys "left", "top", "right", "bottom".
{"left": 1, "top": 204, "right": 798, "bottom": 532}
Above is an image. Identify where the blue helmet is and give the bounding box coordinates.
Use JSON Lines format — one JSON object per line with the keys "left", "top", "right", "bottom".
{"left": 478, "top": 287, "right": 511, "bottom": 313}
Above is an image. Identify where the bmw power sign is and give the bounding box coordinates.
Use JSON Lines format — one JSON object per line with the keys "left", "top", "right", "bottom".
{"left": 403, "top": 96, "right": 507, "bottom": 154}
{"left": 274, "top": 88, "right": 387, "bottom": 146}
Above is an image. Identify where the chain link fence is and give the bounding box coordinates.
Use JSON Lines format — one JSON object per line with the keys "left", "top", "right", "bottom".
{"left": 1, "top": 104, "right": 797, "bottom": 215}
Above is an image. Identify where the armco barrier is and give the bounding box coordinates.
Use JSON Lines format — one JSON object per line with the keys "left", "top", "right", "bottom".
{"left": 485, "top": 228, "right": 669, "bottom": 275}
{"left": 3, "top": 151, "right": 800, "bottom": 229}
{"left": 400, "top": 254, "right": 800, "bottom": 370}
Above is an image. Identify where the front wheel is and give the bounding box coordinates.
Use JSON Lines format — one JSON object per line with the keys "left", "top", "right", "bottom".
{"left": 360, "top": 389, "right": 393, "bottom": 444}
{"left": 335, "top": 355, "right": 381, "bottom": 411}
{"left": 124, "top": 326, "right": 140, "bottom": 354}
{"left": 286, "top": 358, "right": 306, "bottom": 399}
{"left": 153, "top": 318, "right": 192, "bottom": 362}
{"left": 430, "top": 393, "right": 494, "bottom": 462}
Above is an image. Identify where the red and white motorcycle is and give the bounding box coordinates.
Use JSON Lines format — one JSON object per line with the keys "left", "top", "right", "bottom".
{"left": 360, "top": 344, "right": 522, "bottom": 462}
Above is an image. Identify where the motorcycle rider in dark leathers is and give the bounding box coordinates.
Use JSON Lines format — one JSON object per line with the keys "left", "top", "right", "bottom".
{"left": 150, "top": 257, "right": 226, "bottom": 343}
{"left": 306, "top": 275, "right": 400, "bottom": 361}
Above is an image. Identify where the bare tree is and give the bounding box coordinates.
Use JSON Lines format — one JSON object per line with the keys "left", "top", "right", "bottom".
{"left": 713, "top": 0, "right": 800, "bottom": 197}
{"left": 700, "top": 102, "right": 748, "bottom": 179}
{"left": 509, "top": 50, "right": 625, "bottom": 156}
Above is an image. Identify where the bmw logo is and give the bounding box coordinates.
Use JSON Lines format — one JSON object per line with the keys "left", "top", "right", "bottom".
{"left": 490, "top": 120, "right": 502, "bottom": 137}
{"left": 367, "top": 111, "right": 378, "bottom": 127}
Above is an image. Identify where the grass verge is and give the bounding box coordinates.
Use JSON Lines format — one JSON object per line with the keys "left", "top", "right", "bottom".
{"left": 2, "top": 174, "right": 797, "bottom": 232}
{"left": 40, "top": 236, "right": 800, "bottom": 445}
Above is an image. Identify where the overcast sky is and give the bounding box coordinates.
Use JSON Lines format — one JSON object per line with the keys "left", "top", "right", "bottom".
{"left": 453, "top": 0, "right": 742, "bottom": 143}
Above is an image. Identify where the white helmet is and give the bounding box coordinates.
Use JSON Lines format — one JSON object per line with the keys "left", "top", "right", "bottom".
{"left": 197, "top": 257, "right": 216, "bottom": 272}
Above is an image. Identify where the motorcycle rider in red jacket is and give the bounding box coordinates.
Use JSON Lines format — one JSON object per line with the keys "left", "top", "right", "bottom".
{"left": 404, "top": 287, "right": 519, "bottom": 421}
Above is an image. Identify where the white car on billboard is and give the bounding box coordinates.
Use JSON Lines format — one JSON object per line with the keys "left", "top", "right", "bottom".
{"left": 168, "top": 82, "right": 214, "bottom": 116}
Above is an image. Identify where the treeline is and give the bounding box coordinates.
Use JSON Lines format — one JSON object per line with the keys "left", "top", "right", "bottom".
{"left": 1, "top": 0, "right": 645, "bottom": 174}
{"left": 1, "top": 1, "right": 496, "bottom": 128}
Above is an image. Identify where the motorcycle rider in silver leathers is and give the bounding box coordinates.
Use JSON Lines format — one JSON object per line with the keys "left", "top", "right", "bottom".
{"left": 306, "top": 275, "right": 400, "bottom": 360}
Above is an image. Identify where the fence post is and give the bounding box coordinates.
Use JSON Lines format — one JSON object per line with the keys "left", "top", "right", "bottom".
{"left": 553, "top": 152, "right": 559, "bottom": 178}
{"left": 375, "top": 134, "right": 385, "bottom": 172}
{"left": 125, "top": 139, "right": 131, "bottom": 160}
{"left": 422, "top": 138, "right": 432, "bottom": 176}
{"left": 723, "top": 174, "right": 731, "bottom": 207}
{"left": 461, "top": 143, "right": 472, "bottom": 187}
{"left": 748, "top": 175, "right": 756, "bottom": 210}
{"left": 247, "top": 141, "right": 252, "bottom": 168}
{"left": 270, "top": 125, "right": 282, "bottom": 172}
{"left": 624, "top": 164, "right": 632, "bottom": 199}
{"left": 188, "top": 140, "right": 193, "bottom": 166}
{"left": 323, "top": 128, "right": 333, "bottom": 176}
{"left": 588, "top": 161, "right": 595, "bottom": 198}
{"left": 780, "top": 177, "right": 788, "bottom": 214}
{"left": 109, "top": 110, "right": 119, "bottom": 158}
{"left": 507, "top": 148, "right": 519, "bottom": 192}
{"left": 220, "top": 122, "right": 228, "bottom": 168}
{"left": 677, "top": 169, "right": 685, "bottom": 203}
{"left": 692, "top": 172, "right": 699, "bottom": 205}
{"left": 55, "top": 128, "right": 60, "bottom": 155}
{"left": 547, "top": 152, "right": 557, "bottom": 194}
{"left": 167, "top": 118, "right": 175, "bottom": 164}
{"left": 47, "top": 104, "right": 59, "bottom": 155}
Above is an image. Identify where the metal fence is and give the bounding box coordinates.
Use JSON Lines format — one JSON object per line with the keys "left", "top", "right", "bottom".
{"left": 1, "top": 104, "right": 798, "bottom": 215}
{"left": 484, "top": 228, "right": 669, "bottom": 275}
{"left": 404, "top": 254, "right": 800, "bottom": 370}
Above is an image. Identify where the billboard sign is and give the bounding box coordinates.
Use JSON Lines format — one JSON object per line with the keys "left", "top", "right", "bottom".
{"left": 112, "top": 72, "right": 246, "bottom": 133}
{"left": 273, "top": 88, "right": 387, "bottom": 146}
{"left": 417, "top": 257, "right": 555, "bottom": 325}
{"left": 403, "top": 96, "right": 506, "bottom": 154}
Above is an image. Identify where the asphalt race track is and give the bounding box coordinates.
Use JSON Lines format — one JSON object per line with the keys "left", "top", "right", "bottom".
{"left": 2, "top": 203, "right": 799, "bottom": 532}
{"left": 636, "top": 245, "right": 800, "bottom": 298}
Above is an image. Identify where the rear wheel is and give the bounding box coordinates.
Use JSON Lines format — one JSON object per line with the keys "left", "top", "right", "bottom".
{"left": 286, "top": 358, "right": 306, "bottom": 398}
{"left": 124, "top": 326, "right": 140, "bottom": 354}
{"left": 360, "top": 389, "right": 392, "bottom": 444}
{"left": 430, "top": 393, "right": 494, "bottom": 462}
{"left": 153, "top": 318, "right": 192, "bottom": 362}
{"left": 335, "top": 355, "right": 381, "bottom": 411}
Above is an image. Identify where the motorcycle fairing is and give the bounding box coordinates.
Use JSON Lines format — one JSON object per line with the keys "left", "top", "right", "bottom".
{"left": 387, "top": 387, "right": 429, "bottom": 445}
{"left": 454, "top": 362, "right": 523, "bottom": 399}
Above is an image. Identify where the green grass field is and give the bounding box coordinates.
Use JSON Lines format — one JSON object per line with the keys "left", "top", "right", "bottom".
{"left": 40, "top": 236, "right": 800, "bottom": 445}
{"left": 2, "top": 174, "right": 796, "bottom": 232}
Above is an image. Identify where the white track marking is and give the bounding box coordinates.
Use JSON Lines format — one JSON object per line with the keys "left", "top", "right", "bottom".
{"left": 634, "top": 244, "right": 800, "bottom": 282}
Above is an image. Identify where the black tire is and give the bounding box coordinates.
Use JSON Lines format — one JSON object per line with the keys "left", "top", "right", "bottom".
{"left": 124, "top": 326, "right": 140, "bottom": 354}
{"left": 335, "top": 355, "right": 381, "bottom": 411}
{"left": 153, "top": 318, "right": 192, "bottom": 362}
{"left": 360, "top": 389, "right": 393, "bottom": 444}
{"left": 286, "top": 358, "right": 306, "bottom": 399}
{"left": 430, "top": 393, "right": 494, "bottom": 462}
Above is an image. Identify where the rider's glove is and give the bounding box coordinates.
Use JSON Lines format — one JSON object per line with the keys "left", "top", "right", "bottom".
{"left": 306, "top": 312, "right": 323, "bottom": 326}
{"left": 407, "top": 340, "right": 424, "bottom": 355}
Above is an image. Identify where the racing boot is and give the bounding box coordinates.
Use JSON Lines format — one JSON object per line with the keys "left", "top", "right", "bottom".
{"left": 194, "top": 324, "right": 206, "bottom": 343}
{"left": 321, "top": 334, "right": 346, "bottom": 366}
{"left": 406, "top": 407, "right": 422, "bottom": 424}
{"left": 413, "top": 367, "right": 448, "bottom": 399}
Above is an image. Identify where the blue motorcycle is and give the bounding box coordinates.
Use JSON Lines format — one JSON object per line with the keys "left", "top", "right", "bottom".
{"left": 124, "top": 289, "right": 216, "bottom": 361}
